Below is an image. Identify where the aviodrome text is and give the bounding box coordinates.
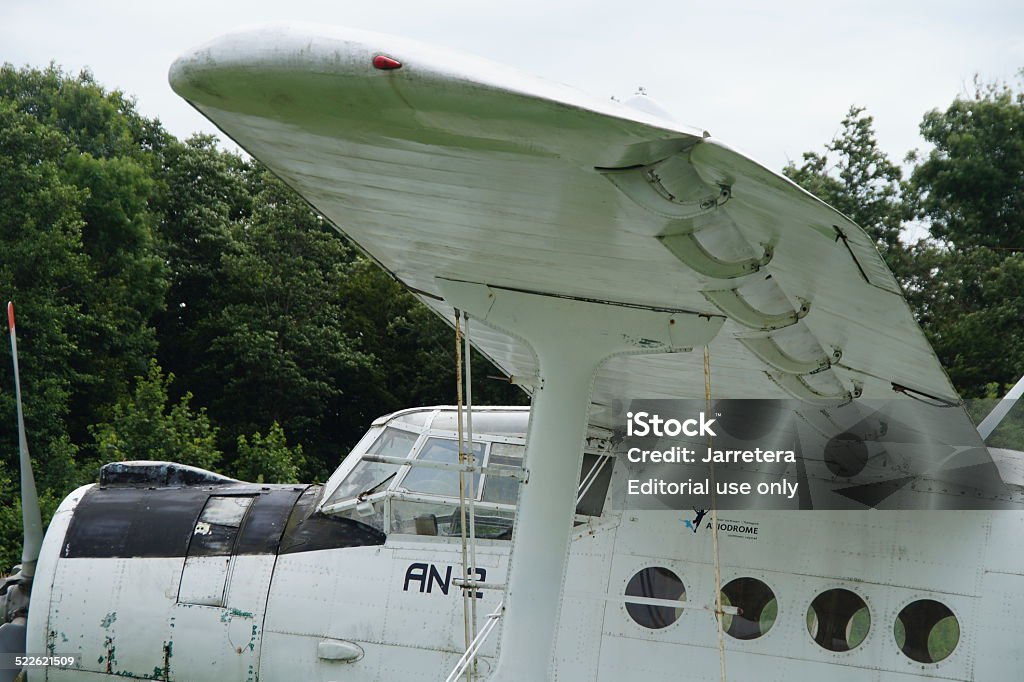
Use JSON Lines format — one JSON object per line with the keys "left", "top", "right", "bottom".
{"left": 626, "top": 446, "right": 796, "bottom": 464}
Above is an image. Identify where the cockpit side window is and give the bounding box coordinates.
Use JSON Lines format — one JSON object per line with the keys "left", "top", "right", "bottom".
{"left": 188, "top": 495, "right": 255, "bottom": 556}
{"left": 400, "top": 438, "right": 486, "bottom": 497}
{"left": 326, "top": 427, "right": 419, "bottom": 505}
{"left": 390, "top": 438, "right": 513, "bottom": 540}
{"left": 481, "top": 442, "right": 524, "bottom": 505}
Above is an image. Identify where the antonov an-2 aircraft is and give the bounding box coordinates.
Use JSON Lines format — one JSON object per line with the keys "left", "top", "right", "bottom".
{"left": 3, "top": 21, "right": 1024, "bottom": 682}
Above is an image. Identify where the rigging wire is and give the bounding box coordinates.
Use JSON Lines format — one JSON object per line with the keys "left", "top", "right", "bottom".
{"left": 464, "top": 311, "right": 480, "bottom": 670}
{"left": 454, "top": 310, "right": 473, "bottom": 682}
{"left": 705, "top": 344, "right": 728, "bottom": 682}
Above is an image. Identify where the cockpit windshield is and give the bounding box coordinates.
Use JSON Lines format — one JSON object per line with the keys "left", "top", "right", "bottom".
{"left": 326, "top": 427, "right": 418, "bottom": 505}
{"left": 320, "top": 407, "right": 614, "bottom": 540}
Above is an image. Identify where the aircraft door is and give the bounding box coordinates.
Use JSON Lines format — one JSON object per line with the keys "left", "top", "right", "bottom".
{"left": 178, "top": 496, "right": 253, "bottom": 605}
{"left": 171, "top": 494, "right": 271, "bottom": 680}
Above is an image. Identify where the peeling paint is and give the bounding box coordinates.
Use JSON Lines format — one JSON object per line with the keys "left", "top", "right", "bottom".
{"left": 103, "top": 635, "right": 116, "bottom": 674}
{"left": 101, "top": 611, "right": 118, "bottom": 629}
{"left": 220, "top": 607, "right": 255, "bottom": 622}
{"left": 162, "top": 640, "right": 173, "bottom": 680}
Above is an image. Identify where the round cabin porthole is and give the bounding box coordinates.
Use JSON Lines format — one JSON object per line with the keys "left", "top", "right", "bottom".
{"left": 806, "top": 589, "right": 870, "bottom": 652}
{"left": 624, "top": 567, "right": 685, "bottom": 629}
{"left": 720, "top": 577, "right": 778, "bottom": 640}
{"left": 894, "top": 599, "right": 959, "bottom": 663}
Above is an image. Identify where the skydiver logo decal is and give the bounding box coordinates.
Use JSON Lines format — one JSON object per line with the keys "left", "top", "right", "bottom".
{"left": 403, "top": 563, "right": 487, "bottom": 598}
{"left": 684, "top": 508, "right": 708, "bottom": 532}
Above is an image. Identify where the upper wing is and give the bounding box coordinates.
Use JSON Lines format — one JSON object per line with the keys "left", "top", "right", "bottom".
{"left": 169, "top": 23, "right": 964, "bottom": 432}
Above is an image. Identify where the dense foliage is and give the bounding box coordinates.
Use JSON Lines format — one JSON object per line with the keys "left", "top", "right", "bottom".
{"left": 0, "top": 64, "right": 1021, "bottom": 568}
{"left": 0, "top": 65, "right": 522, "bottom": 568}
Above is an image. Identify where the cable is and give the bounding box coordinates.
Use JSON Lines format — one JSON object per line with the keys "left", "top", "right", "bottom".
{"left": 454, "top": 310, "right": 473, "bottom": 682}
{"left": 705, "top": 345, "right": 728, "bottom": 682}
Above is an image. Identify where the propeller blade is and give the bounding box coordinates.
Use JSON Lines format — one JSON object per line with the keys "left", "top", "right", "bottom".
{"left": 7, "top": 302, "right": 43, "bottom": 579}
{"left": 0, "top": 621, "right": 27, "bottom": 682}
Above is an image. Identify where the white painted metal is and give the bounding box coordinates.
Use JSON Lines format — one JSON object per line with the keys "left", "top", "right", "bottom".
{"left": 317, "top": 638, "right": 363, "bottom": 662}
{"left": 177, "top": 555, "right": 231, "bottom": 606}
{"left": 24, "top": 483, "right": 89, "bottom": 664}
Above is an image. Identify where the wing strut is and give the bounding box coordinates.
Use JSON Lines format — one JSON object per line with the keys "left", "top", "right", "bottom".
{"left": 437, "top": 279, "right": 723, "bottom": 681}
{"left": 977, "top": 374, "right": 1024, "bottom": 440}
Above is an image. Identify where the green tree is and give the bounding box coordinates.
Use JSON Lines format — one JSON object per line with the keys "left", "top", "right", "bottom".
{"left": 0, "top": 64, "right": 170, "bottom": 164}
{"left": 784, "top": 106, "right": 910, "bottom": 271}
{"left": 91, "top": 360, "right": 220, "bottom": 471}
{"left": 188, "top": 170, "right": 382, "bottom": 478}
{"left": 912, "top": 77, "right": 1024, "bottom": 250}
{"left": 0, "top": 97, "right": 96, "bottom": 567}
{"left": 908, "top": 76, "right": 1024, "bottom": 397}
{"left": 334, "top": 257, "right": 526, "bottom": 410}
{"left": 1, "top": 64, "right": 170, "bottom": 456}
{"left": 152, "top": 135, "right": 253, "bottom": 391}
{"left": 233, "top": 422, "right": 304, "bottom": 483}
{"left": 0, "top": 101, "right": 89, "bottom": 494}
{"left": 0, "top": 471, "right": 21, "bottom": 570}
{"left": 62, "top": 150, "right": 168, "bottom": 430}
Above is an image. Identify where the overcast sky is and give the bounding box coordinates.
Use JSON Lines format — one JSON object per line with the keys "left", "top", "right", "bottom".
{"left": 3, "top": 0, "right": 1022, "bottom": 172}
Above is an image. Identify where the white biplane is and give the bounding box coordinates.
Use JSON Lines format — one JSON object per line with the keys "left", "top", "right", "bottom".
{"left": 3, "top": 22, "right": 1024, "bottom": 682}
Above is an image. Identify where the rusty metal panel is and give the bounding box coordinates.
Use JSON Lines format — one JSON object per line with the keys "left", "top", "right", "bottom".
{"left": 45, "top": 557, "right": 181, "bottom": 678}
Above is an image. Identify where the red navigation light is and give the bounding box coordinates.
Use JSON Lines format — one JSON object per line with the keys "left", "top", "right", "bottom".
{"left": 373, "top": 55, "right": 402, "bottom": 70}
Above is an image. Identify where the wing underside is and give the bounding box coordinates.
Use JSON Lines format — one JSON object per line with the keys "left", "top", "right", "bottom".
{"left": 169, "top": 23, "right": 965, "bottom": 436}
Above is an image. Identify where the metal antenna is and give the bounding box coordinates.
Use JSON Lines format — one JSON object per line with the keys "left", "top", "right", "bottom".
{"left": 7, "top": 302, "right": 43, "bottom": 578}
